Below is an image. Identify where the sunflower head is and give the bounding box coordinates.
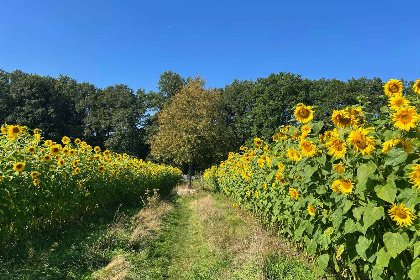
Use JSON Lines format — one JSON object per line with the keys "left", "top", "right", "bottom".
{"left": 62, "top": 136, "right": 70, "bottom": 144}
{"left": 333, "top": 162, "right": 346, "bottom": 174}
{"left": 254, "top": 138, "right": 263, "bottom": 148}
{"left": 8, "top": 125, "right": 23, "bottom": 139}
{"left": 289, "top": 188, "right": 299, "bottom": 200}
{"left": 299, "top": 140, "right": 316, "bottom": 157}
{"left": 94, "top": 146, "right": 101, "bottom": 153}
{"left": 413, "top": 79, "right": 420, "bottom": 94}
{"left": 13, "top": 162, "right": 25, "bottom": 172}
{"left": 347, "top": 127, "right": 376, "bottom": 156}
{"left": 326, "top": 137, "right": 346, "bottom": 159}
{"left": 27, "top": 146, "right": 36, "bottom": 154}
{"left": 50, "top": 145, "right": 62, "bottom": 156}
{"left": 388, "top": 93, "right": 409, "bottom": 111}
{"left": 307, "top": 205, "right": 316, "bottom": 216}
{"left": 332, "top": 110, "right": 355, "bottom": 128}
{"left": 388, "top": 204, "right": 416, "bottom": 227}
{"left": 383, "top": 79, "right": 403, "bottom": 97}
{"left": 339, "top": 179, "right": 353, "bottom": 194}
{"left": 392, "top": 105, "right": 420, "bottom": 131}
{"left": 43, "top": 154, "right": 52, "bottom": 162}
{"left": 408, "top": 164, "right": 420, "bottom": 191}
{"left": 286, "top": 148, "right": 302, "bottom": 162}
{"left": 294, "top": 103, "right": 314, "bottom": 124}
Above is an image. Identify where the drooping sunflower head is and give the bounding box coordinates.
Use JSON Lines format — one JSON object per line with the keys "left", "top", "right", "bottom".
{"left": 332, "top": 110, "right": 356, "bottom": 128}
{"left": 326, "top": 137, "right": 346, "bottom": 159}
{"left": 413, "top": 78, "right": 420, "bottom": 94}
{"left": 388, "top": 93, "right": 409, "bottom": 111}
{"left": 392, "top": 105, "right": 420, "bottom": 131}
{"left": 307, "top": 205, "right": 316, "bottom": 216}
{"left": 289, "top": 188, "right": 299, "bottom": 200}
{"left": 347, "top": 127, "right": 376, "bottom": 156}
{"left": 388, "top": 204, "right": 416, "bottom": 227}
{"left": 13, "top": 162, "right": 25, "bottom": 172}
{"left": 299, "top": 140, "right": 316, "bottom": 157}
{"left": 294, "top": 103, "right": 314, "bottom": 124}
{"left": 383, "top": 79, "right": 403, "bottom": 97}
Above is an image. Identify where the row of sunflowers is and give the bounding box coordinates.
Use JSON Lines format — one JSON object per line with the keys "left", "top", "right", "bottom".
{"left": 0, "top": 126, "right": 182, "bottom": 243}
{"left": 204, "top": 79, "right": 420, "bottom": 280}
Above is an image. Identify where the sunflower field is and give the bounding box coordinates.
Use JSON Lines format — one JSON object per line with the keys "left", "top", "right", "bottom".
{"left": 204, "top": 79, "right": 420, "bottom": 280}
{"left": 0, "top": 126, "right": 182, "bottom": 244}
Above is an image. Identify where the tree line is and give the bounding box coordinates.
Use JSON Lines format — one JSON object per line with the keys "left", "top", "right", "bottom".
{"left": 1, "top": 68, "right": 414, "bottom": 170}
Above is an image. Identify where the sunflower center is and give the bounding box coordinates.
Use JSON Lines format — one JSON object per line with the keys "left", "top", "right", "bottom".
{"left": 341, "top": 181, "right": 351, "bottom": 190}
{"left": 299, "top": 109, "right": 310, "bottom": 118}
{"left": 401, "top": 113, "right": 411, "bottom": 123}
{"left": 395, "top": 99, "right": 403, "bottom": 106}
{"left": 395, "top": 209, "right": 407, "bottom": 219}
{"left": 390, "top": 85, "right": 399, "bottom": 93}
{"left": 16, "top": 164, "right": 23, "bottom": 169}
{"left": 338, "top": 115, "right": 352, "bottom": 125}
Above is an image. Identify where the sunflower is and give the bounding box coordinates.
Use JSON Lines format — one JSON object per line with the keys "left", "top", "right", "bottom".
{"left": 383, "top": 79, "right": 403, "bottom": 97}
{"left": 286, "top": 148, "right": 302, "bottom": 162}
{"left": 339, "top": 179, "right": 353, "bottom": 194}
{"left": 103, "top": 150, "right": 110, "bottom": 157}
{"left": 13, "top": 162, "right": 25, "bottom": 172}
{"left": 33, "top": 178, "right": 41, "bottom": 186}
{"left": 388, "top": 204, "right": 416, "bottom": 227}
{"left": 392, "top": 105, "right": 420, "bottom": 131}
{"left": 272, "top": 133, "right": 280, "bottom": 142}
{"left": 33, "top": 134, "right": 41, "bottom": 142}
{"left": 74, "top": 138, "right": 81, "bottom": 145}
{"left": 331, "top": 179, "right": 342, "bottom": 193}
{"left": 8, "top": 125, "right": 23, "bottom": 139}
{"left": 301, "top": 125, "right": 311, "bottom": 136}
{"left": 94, "top": 146, "right": 101, "bottom": 153}
{"left": 58, "top": 159, "right": 65, "bottom": 167}
{"left": 408, "top": 164, "right": 420, "bottom": 191}
{"left": 294, "top": 103, "right": 314, "bottom": 124}
{"left": 275, "top": 171, "right": 287, "bottom": 184}
{"left": 43, "top": 154, "right": 52, "bottom": 162}
{"left": 331, "top": 110, "right": 355, "bottom": 128}
{"left": 388, "top": 93, "right": 409, "bottom": 111}
{"left": 50, "top": 144, "right": 62, "bottom": 156}
{"left": 326, "top": 137, "right": 346, "bottom": 159}
{"left": 299, "top": 140, "right": 316, "bottom": 157}
{"left": 289, "top": 188, "right": 299, "bottom": 200}
{"left": 254, "top": 138, "right": 263, "bottom": 148}
{"left": 255, "top": 190, "right": 259, "bottom": 198}
{"left": 73, "top": 167, "right": 80, "bottom": 175}
{"left": 27, "top": 146, "right": 36, "bottom": 154}
{"left": 382, "top": 139, "right": 400, "bottom": 154}
{"left": 257, "top": 158, "right": 265, "bottom": 168}
{"left": 333, "top": 162, "right": 345, "bottom": 174}
{"left": 30, "top": 171, "right": 40, "bottom": 179}
{"left": 413, "top": 78, "right": 420, "bottom": 94}
{"left": 98, "top": 165, "right": 105, "bottom": 172}
{"left": 44, "top": 140, "right": 53, "bottom": 147}
{"left": 33, "top": 128, "right": 40, "bottom": 134}
{"left": 307, "top": 205, "right": 316, "bottom": 216}
{"left": 69, "top": 149, "right": 76, "bottom": 156}
{"left": 347, "top": 127, "right": 376, "bottom": 156}
{"left": 62, "top": 136, "right": 70, "bottom": 144}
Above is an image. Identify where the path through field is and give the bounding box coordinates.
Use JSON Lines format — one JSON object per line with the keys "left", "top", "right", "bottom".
{"left": 0, "top": 185, "right": 317, "bottom": 280}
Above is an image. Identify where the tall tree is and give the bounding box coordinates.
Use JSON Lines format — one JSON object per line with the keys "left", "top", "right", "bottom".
{"left": 150, "top": 76, "right": 228, "bottom": 187}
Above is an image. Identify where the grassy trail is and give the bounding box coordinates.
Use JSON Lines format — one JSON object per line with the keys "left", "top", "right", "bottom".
{"left": 0, "top": 186, "right": 317, "bottom": 280}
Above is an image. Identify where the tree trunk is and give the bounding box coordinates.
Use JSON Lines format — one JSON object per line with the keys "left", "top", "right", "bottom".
{"left": 187, "top": 164, "right": 192, "bottom": 188}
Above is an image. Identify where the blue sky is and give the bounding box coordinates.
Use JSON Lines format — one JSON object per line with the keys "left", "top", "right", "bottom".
{"left": 0, "top": 0, "right": 419, "bottom": 92}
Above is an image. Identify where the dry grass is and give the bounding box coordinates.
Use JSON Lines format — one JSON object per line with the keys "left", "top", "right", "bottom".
{"left": 92, "top": 255, "right": 133, "bottom": 280}
{"left": 189, "top": 193, "right": 299, "bottom": 279}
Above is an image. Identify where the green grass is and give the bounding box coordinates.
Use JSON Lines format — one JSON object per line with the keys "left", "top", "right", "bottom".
{"left": 0, "top": 186, "right": 321, "bottom": 280}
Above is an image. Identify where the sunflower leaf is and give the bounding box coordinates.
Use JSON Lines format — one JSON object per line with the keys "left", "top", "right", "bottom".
{"left": 383, "top": 232, "right": 409, "bottom": 258}
{"left": 375, "top": 176, "right": 397, "bottom": 204}
{"left": 355, "top": 235, "right": 372, "bottom": 260}
{"left": 356, "top": 161, "right": 376, "bottom": 194}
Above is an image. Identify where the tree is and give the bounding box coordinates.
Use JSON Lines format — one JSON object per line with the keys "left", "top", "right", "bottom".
{"left": 150, "top": 76, "right": 228, "bottom": 187}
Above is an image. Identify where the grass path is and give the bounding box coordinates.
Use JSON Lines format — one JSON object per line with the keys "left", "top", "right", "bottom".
{"left": 0, "top": 186, "right": 317, "bottom": 280}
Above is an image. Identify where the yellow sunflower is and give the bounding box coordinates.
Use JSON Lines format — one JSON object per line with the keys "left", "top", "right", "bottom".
{"left": 331, "top": 109, "right": 356, "bottom": 128}
{"left": 50, "top": 144, "right": 62, "bottom": 156}
{"left": 333, "top": 162, "right": 345, "bottom": 174}
{"left": 331, "top": 179, "right": 342, "bottom": 193}
{"left": 43, "top": 154, "right": 52, "bottom": 162}
{"left": 326, "top": 137, "right": 346, "bottom": 159}
{"left": 289, "top": 188, "right": 299, "bottom": 200}
{"left": 339, "top": 179, "right": 354, "bottom": 194}
{"left": 388, "top": 93, "right": 409, "bottom": 111}
{"left": 413, "top": 78, "right": 420, "bottom": 94}
{"left": 33, "top": 178, "right": 41, "bottom": 186}
{"left": 299, "top": 140, "right": 316, "bottom": 157}
{"left": 69, "top": 149, "right": 76, "bottom": 156}
{"left": 257, "top": 158, "right": 265, "bottom": 168}
{"left": 286, "top": 148, "right": 302, "bottom": 162}
{"left": 307, "top": 205, "right": 316, "bottom": 216}
{"left": 30, "top": 171, "right": 40, "bottom": 179}
{"left": 74, "top": 138, "right": 81, "bottom": 145}
{"left": 58, "top": 159, "right": 65, "bottom": 167}
{"left": 381, "top": 139, "right": 400, "bottom": 154}
{"left": 388, "top": 204, "right": 416, "bottom": 227}
{"left": 408, "top": 164, "right": 420, "bottom": 191}
{"left": 254, "top": 138, "right": 263, "bottom": 148}
{"left": 27, "top": 146, "right": 36, "bottom": 154}
{"left": 62, "top": 136, "right": 70, "bottom": 144}
{"left": 392, "top": 105, "right": 419, "bottom": 131}
{"left": 383, "top": 79, "right": 403, "bottom": 97}
{"left": 294, "top": 103, "right": 314, "bottom": 124}
{"left": 347, "top": 127, "right": 376, "bottom": 156}
{"left": 8, "top": 125, "right": 23, "bottom": 139}
{"left": 13, "top": 162, "right": 25, "bottom": 172}
{"left": 94, "top": 146, "right": 101, "bottom": 153}
{"left": 301, "top": 125, "right": 311, "bottom": 137}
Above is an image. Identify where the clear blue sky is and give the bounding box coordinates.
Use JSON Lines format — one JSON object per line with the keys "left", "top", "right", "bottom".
{"left": 0, "top": 0, "right": 419, "bottom": 92}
